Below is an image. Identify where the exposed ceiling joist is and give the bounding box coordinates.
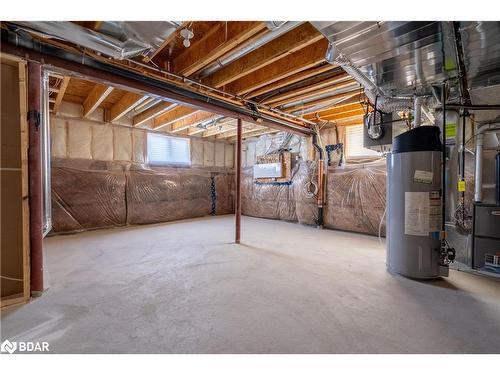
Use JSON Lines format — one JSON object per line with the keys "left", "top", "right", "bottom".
{"left": 153, "top": 106, "right": 198, "bottom": 129}
{"left": 83, "top": 83, "right": 113, "bottom": 118}
{"left": 200, "top": 121, "right": 237, "bottom": 137}
{"left": 174, "top": 21, "right": 266, "bottom": 76}
{"left": 204, "top": 23, "right": 324, "bottom": 88}
{"left": 245, "top": 63, "right": 335, "bottom": 99}
{"left": 225, "top": 39, "right": 329, "bottom": 96}
{"left": 304, "top": 102, "right": 365, "bottom": 121}
{"left": 262, "top": 73, "right": 350, "bottom": 105}
{"left": 52, "top": 76, "right": 70, "bottom": 114}
{"left": 315, "top": 108, "right": 366, "bottom": 122}
{"left": 170, "top": 111, "right": 217, "bottom": 133}
{"left": 228, "top": 128, "right": 279, "bottom": 141}
{"left": 284, "top": 91, "right": 360, "bottom": 113}
{"left": 270, "top": 81, "right": 358, "bottom": 108}
{"left": 133, "top": 101, "right": 172, "bottom": 127}
{"left": 334, "top": 116, "right": 365, "bottom": 126}
{"left": 109, "top": 92, "right": 148, "bottom": 122}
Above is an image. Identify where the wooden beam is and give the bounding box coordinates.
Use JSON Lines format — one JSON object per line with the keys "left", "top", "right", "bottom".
{"left": 133, "top": 101, "right": 172, "bottom": 127}
{"left": 228, "top": 128, "right": 279, "bottom": 141}
{"left": 170, "top": 111, "right": 217, "bottom": 133}
{"left": 109, "top": 92, "right": 148, "bottom": 122}
{"left": 188, "top": 117, "right": 232, "bottom": 136}
{"left": 224, "top": 38, "right": 329, "bottom": 96}
{"left": 52, "top": 76, "right": 70, "bottom": 114}
{"left": 304, "top": 102, "right": 364, "bottom": 121}
{"left": 205, "top": 23, "right": 324, "bottom": 88}
{"left": 153, "top": 106, "right": 198, "bottom": 129}
{"left": 314, "top": 108, "right": 366, "bottom": 122}
{"left": 174, "top": 21, "right": 266, "bottom": 76}
{"left": 199, "top": 121, "right": 237, "bottom": 137}
{"left": 83, "top": 83, "right": 113, "bottom": 118}
{"left": 262, "top": 73, "right": 350, "bottom": 105}
{"left": 334, "top": 116, "right": 365, "bottom": 126}
{"left": 269, "top": 80, "right": 358, "bottom": 108}
{"left": 245, "top": 63, "right": 335, "bottom": 99}
{"left": 284, "top": 90, "right": 360, "bottom": 113}
{"left": 217, "top": 124, "right": 265, "bottom": 139}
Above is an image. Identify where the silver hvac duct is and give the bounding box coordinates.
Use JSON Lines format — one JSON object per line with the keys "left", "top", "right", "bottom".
{"left": 198, "top": 21, "right": 303, "bottom": 78}
{"left": 265, "top": 21, "right": 288, "bottom": 30}
{"left": 326, "top": 45, "right": 414, "bottom": 113}
{"left": 41, "top": 71, "right": 52, "bottom": 237}
{"left": 12, "top": 21, "right": 180, "bottom": 60}
{"left": 474, "top": 123, "right": 500, "bottom": 202}
{"left": 413, "top": 96, "right": 423, "bottom": 127}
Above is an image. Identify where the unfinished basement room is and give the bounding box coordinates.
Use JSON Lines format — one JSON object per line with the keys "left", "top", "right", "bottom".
{"left": 1, "top": 8, "right": 500, "bottom": 362}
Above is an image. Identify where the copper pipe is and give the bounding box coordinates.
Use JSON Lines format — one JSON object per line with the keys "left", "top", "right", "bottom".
{"left": 27, "top": 62, "right": 43, "bottom": 295}
{"left": 235, "top": 118, "right": 242, "bottom": 244}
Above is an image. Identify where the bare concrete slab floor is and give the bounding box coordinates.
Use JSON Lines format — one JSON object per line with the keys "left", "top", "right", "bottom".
{"left": 1, "top": 216, "right": 499, "bottom": 353}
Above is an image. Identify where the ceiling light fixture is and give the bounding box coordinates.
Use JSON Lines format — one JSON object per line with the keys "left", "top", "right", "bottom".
{"left": 180, "top": 28, "right": 194, "bottom": 48}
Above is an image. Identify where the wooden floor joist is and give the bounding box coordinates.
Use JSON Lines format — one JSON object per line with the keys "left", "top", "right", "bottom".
{"left": 224, "top": 39, "right": 329, "bottom": 96}
{"left": 52, "top": 76, "right": 70, "bottom": 114}
{"left": 109, "top": 92, "right": 147, "bottom": 122}
{"left": 204, "top": 23, "right": 324, "bottom": 88}
{"left": 83, "top": 83, "right": 113, "bottom": 118}
{"left": 170, "top": 111, "right": 217, "bottom": 133}
{"left": 153, "top": 106, "right": 199, "bottom": 130}
{"left": 174, "top": 21, "right": 266, "bottom": 76}
{"left": 133, "top": 101, "right": 172, "bottom": 127}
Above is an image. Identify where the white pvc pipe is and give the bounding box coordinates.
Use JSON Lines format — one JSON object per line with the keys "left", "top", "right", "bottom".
{"left": 474, "top": 124, "right": 500, "bottom": 202}
{"left": 413, "top": 96, "right": 423, "bottom": 128}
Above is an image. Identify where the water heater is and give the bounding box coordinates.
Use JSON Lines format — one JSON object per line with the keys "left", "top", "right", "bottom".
{"left": 386, "top": 126, "right": 447, "bottom": 278}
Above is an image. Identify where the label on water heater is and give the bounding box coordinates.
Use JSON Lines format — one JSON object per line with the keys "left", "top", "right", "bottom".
{"left": 404, "top": 191, "right": 442, "bottom": 236}
{"left": 413, "top": 170, "right": 433, "bottom": 184}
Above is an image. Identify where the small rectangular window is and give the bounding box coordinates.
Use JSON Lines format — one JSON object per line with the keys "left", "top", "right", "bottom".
{"left": 345, "top": 125, "right": 381, "bottom": 158}
{"left": 147, "top": 133, "right": 190, "bottom": 166}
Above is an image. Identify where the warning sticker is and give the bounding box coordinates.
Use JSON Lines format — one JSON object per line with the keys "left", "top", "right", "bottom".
{"left": 414, "top": 170, "right": 433, "bottom": 184}
{"left": 405, "top": 191, "right": 442, "bottom": 236}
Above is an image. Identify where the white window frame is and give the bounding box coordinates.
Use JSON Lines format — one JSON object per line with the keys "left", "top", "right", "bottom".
{"left": 146, "top": 133, "right": 191, "bottom": 167}
{"left": 345, "top": 124, "right": 382, "bottom": 158}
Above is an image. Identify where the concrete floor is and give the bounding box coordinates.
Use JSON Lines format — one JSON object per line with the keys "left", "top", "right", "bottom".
{"left": 1, "top": 215, "right": 499, "bottom": 353}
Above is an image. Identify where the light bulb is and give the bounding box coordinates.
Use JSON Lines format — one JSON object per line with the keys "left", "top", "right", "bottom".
{"left": 183, "top": 39, "right": 191, "bottom": 48}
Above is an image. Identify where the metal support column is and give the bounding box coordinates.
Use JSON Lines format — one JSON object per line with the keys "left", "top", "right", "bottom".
{"left": 235, "top": 118, "right": 242, "bottom": 244}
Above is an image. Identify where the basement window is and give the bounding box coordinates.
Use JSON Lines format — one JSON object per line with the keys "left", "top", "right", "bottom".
{"left": 147, "top": 133, "right": 191, "bottom": 166}
{"left": 345, "top": 125, "right": 381, "bottom": 158}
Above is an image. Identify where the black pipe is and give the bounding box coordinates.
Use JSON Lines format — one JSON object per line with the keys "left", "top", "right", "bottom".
{"left": 441, "top": 84, "right": 447, "bottom": 235}
{"left": 496, "top": 152, "right": 500, "bottom": 205}
{"left": 312, "top": 132, "right": 324, "bottom": 228}
{"left": 461, "top": 111, "right": 467, "bottom": 221}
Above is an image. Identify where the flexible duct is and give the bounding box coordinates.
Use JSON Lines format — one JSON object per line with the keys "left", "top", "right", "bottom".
{"left": 474, "top": 123, "right": 500, "bottom": 202}
{"left": 12, "top": 21, "right": 155, "bottom": 59}
{"left": 198, "top": 21, "right": 302, "bottom": 78}
{"left": 325, "top": 42, "right": 416, "bottom": 113}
